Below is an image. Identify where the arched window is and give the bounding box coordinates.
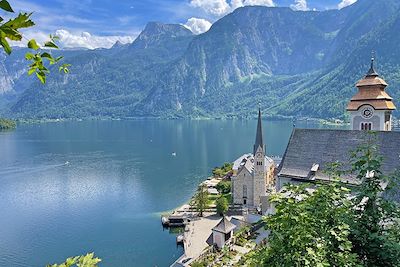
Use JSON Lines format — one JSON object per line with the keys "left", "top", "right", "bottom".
{"left": 243, "top": 185, "right": 247, "bottom": 198}
{"left": 361, "top": 122, "right": 372, "bottom": 131}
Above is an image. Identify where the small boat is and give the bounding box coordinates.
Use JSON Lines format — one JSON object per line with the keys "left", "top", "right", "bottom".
{"left": 172, "top": 152, "right": 177, "bottom": 156}
{"left": 161, "top": 216, "right": 169, "bottom": 226}
{"left": 176, "top": 234, "right": 184, "bottom": 244}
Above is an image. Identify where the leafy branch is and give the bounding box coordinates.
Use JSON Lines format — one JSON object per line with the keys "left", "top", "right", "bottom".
{"left": 0, "top": 0, "right": 70, "bottom": 83}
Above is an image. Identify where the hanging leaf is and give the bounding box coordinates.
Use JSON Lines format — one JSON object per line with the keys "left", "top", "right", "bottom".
{"left": 0, "top": 26, "right": 22, "bottom": 41}
{"left": 44, "top": 41, "right": 58, "bottom": 49}
{"left": 41, "top": 52, "right": 53, "bottom": 59}
{"left": 27, "top": 39, "right": 40, "bottom": 50}
{"left": 59, "top": 63, "right": 71, "bottom": 74}
{"left": 0, "top": 0, "right": 13, "bottom": 12}
{"left": 25, "top": 52, "right": 34, "bottom": 60}
{"left": 0, "top": 37, "right": 11, "bottom": 54}
{"left": 36, "top": 71, "right": 46, "bottom": 84}
{"left": 3, "top": 13, "right": 34, "bottom": 30}
{"left": 27, "top": 68, "right": 35, "bottom": 75}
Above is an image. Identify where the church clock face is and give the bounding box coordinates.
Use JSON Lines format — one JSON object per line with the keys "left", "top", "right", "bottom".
{"left": 361, "top": 106, "right": 374, "bottom": 119}
{"left": 256, "top": 152, "right": 262, "bottom": 158}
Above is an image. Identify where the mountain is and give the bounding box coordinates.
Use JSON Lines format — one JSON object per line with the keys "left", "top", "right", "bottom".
{"left": 2, "top": 0, "right": 400, "bottom": 120}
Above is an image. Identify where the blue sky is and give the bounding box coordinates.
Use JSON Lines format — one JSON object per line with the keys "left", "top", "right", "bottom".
{"left": 7, "top": 0, "right": 357, "bottom": 49}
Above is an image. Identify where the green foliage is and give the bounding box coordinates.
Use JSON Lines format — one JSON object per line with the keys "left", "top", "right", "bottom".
{"left": 212, "top": 163, "right": 233, "bottom": 178}
{"left": 216, "top": 196, "right": 229, "bottom": 216}
{"left": 46, "top": 253, "right": 101, "bottom": 267}
{"left": 250, "top": 181, "right": 359, "bottom": 267}
{"left": 0, "top": 0, "right": 69, "bottom": 83}
{"left": 0, "top": 117, "right": 16, "bottom": 130}
{"left": 215, "top": 181, "right": 231, "bottom": 194}
{"left": 190, "top": 262, "right": 207, "bottom": 267}
{"left": 192, "top": 184, "right": 209, "bottom": 217}
{"left": 25, "top": 35, "right": 69, "bottom": 84}
{"left": 247, "top": 137, "right": 400, "bottom": 266}
{"left": 348, "top": 135, "right": 400, "bottom": 266}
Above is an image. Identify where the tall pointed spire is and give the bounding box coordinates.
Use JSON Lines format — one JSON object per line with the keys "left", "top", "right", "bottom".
{"left": 366, "top": 51, "right": 379, "bottom": 77}
{"left": 253, "top": 108, "right": 264, "bottom": 155}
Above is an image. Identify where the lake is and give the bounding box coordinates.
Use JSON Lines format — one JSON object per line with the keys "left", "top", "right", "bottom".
{"left": 0, "top": 120, "right": 345, "bottom": 267}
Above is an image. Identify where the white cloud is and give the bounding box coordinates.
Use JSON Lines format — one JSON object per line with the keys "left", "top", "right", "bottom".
{"left": 190, "top": 0, "right": 275, "bottom": 16}
{"left": 54, "top": 30, "right": 134, "bottom": 49}
{"left": 242, "top": 0, "right": 275, "bottom": 7}
{"left": 338, "top": 0, "right": 357, "bottom": 9}
{"left": 11, "top": 30, "right": 135, "bottom": 49}
{"left": 190, "top": 0, "right": 231, "bottom": 16}
{"left": 290, "top": 0, "right": 309, "bottom": 11}
{"left": 184, "top": 18, "right": 212, "bottom": 34}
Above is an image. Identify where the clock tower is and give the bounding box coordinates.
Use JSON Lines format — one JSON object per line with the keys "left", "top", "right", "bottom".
{"left": 347, "top": 56, "right": 396, "bottom": 131}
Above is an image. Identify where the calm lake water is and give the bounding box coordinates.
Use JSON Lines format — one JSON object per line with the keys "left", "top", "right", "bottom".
{"left": 0, "top": 120, "right": 346, "bottom": 267}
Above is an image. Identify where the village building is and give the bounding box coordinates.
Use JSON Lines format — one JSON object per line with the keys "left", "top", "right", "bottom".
{"left": 212, "top": 216, "right": 236, "bottom": 249}
{"left": 277, "top": 58, "right": 400, "bottom": 195}
{"left": 231, "top": 109, "right": 275, "bottom": 208}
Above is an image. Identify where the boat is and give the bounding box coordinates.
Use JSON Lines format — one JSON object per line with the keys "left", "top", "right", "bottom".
{"left": 172, "top": 152, "right": 177, "bottom": 156}
{"left": 176, "top": 234, "right": 184, "bottom": 244}
{"left": 161, "top": 216, "right": 169, "bottom": 226}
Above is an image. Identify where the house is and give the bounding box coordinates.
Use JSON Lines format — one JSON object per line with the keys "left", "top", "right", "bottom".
{"left": 212, "top": 216, "right": 237, "bottom": 249}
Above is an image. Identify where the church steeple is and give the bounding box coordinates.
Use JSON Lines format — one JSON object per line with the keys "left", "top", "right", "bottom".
{"left": 253, "top": 108, "right": 264, "bottom": 155}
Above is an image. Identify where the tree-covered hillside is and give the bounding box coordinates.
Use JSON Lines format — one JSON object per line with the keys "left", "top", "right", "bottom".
{"left": 1, "top": 0, "right": 400, "bottom": 120}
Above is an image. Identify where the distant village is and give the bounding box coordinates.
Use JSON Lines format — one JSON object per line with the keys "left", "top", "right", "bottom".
{"left": 164, "top": 58, "right": 400, "bottom": 267}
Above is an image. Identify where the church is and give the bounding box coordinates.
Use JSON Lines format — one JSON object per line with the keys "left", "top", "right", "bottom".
{"left": 231, "top": 109, "right": 275, "bottom": 209}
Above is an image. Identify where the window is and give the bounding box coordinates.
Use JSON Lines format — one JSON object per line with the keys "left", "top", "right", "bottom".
{"left": 360, "top": 122, "right": 372, "bottom": 131}
{"left": 243, "top": 185, "right": 247, "bottom": 198}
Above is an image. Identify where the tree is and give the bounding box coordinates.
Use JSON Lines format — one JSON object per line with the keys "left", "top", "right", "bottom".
{"left": 212, "top": 162, "right": 233, "bottom": 178}
{"left": 349, "top": 137, "right": 400, "bottom": 266}
{"left": 0, "top": 0, "right": 69, "bottom": 83}
{"left": 46, "top": 253, "right": 101, "bottom": 267}
{"left": 249, "top": 180, "right": 359, "bottom": 267}
{"left": 216, "top": 181, "right": 231, "bottom": 194}
{"left": 192, "top": 184, "right": 209, "bottom": 217}
{"left": 216, "top": 196, "right": 229, "bottom": 216}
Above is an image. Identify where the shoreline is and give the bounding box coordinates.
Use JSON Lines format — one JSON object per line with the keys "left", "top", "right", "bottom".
{"left": 11, "top": 116, "right": 352, "bottom": 126}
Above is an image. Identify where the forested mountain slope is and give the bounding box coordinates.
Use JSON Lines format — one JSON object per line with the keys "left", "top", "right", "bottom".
{"left": 2, "top": 0, "right": 399, "bottom": 119}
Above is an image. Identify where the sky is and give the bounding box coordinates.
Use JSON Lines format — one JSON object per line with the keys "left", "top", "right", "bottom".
{"left": 5, "top": 0, "right": 358, "bottom": 49}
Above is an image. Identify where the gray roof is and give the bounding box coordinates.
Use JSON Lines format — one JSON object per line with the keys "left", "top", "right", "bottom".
{"left": 233, "top": 153, "right": 253, "bottom": 171}
{"left": 278, "top": 129, "right": 400, "bottom": 185}
{"left": 212, "top": 216, "right": 236, "bottom": 234}
{"left": 254, "top": 108, "right": 264, "bottom": 155}
{"left": 234, "top": 153, "right": 273, "bottom": 175}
